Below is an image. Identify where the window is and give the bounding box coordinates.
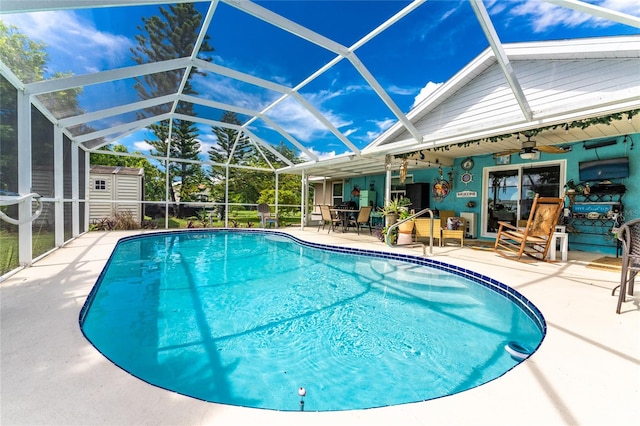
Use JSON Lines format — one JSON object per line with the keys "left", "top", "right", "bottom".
{"left": 94, "top": 179, "right": 106, "bottom": 190}
{"left": 332, "top": 182, "right": 343, "bottom": 206}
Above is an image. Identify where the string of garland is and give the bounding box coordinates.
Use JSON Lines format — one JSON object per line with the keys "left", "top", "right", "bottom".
{"left": 396, "top": 109, "right": 639, "bottom": 157}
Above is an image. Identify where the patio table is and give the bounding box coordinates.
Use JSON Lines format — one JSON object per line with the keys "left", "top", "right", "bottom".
{"left": 330, "top": 208, "right": 357, "bottom": 232}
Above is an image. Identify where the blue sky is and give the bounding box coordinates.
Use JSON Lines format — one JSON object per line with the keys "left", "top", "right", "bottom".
{"left": 2, "top": 0, "right": 639, "bottom": 161}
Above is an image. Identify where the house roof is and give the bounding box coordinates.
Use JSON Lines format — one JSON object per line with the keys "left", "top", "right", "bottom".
{"left": 2, "top": 1, "right": 639, "bottom": 180}
{"left": 287, "top": 36, "right": 640, "bottom": 179}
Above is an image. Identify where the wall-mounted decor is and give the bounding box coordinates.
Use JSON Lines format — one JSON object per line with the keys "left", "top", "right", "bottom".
{"left": 461, "top": 157, "right": 474, "bottom": 171}
{"left": 461, "top": 172, "right": 473, "bottom": 185}
{"left": 495, "top": 154, "right": 511, "bottom": 165}
{"left": 432, "top": 166, "right": 450, "bottom": 202}
{"left": 433, "top": 180, "right": 450, "bottom": 202}
{"left": 456, "top": 190, "right": 477, "bottom": 198}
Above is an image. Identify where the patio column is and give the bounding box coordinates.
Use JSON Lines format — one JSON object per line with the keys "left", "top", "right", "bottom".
{"left": 164, "top": 158, "right": 170, "bottom": 229}
{"left": 164, "top": 126, "right": 173, "bottom": 230}
{"left": 53, "top": 127, "right": 63, "bottom": 247}
{"left": 300, "top": 171, "right": 305, "bottom": 229}
{"left": 71, "top": 140, "right": 79, "bottom": 237}
{"left": 17, "top": 92, "right": 32, "bottom": 266}
{"left": 84, "top": 149, "right": 90, "bottom": 231}
{"left": 223, "top": 165, "right": 228, "bottom": 227}
{"left": 275, "top": 172, "right": 279, "bottom": 215}
{"left": 384, "top": 154, "right": 392, "bottom": 205}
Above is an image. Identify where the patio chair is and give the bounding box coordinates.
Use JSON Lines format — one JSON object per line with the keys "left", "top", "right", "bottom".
{"left": 612, "top": 218, "right": 640, "bottom": 314}
{"left": 318, "top": 205, "right": 341, "bottom": 233}
{"left": 349, "top": 205, "right": 373, "bottom": 235}
{"left": 257, "top": 203, "right": 278, "bottom": 228}
{"left": 415, "top": 210, "right": 456, "bottom": 246}
{"left": 441, "top": 217, "right": 466, "bottom": 247}
{"left": 415, "top": 217, "right": 441, "bottom": 246}
{"left": 493, "top": 194, "right": 564, "bottom": 261}
{"left": 438, "top": 210, "right": 455, "bottom": 224}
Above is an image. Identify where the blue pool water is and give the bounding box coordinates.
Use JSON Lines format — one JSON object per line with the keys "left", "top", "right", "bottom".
{"left": 80, "top": 230, "right": 545, "bottom": 411}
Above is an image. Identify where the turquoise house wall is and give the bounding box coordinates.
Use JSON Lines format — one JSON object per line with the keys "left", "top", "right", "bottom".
{"left": 356, "top": 132, "right": 638, "bottom": 254}
{"left": 344, "top": 176, "right": 382, "bottom": 207}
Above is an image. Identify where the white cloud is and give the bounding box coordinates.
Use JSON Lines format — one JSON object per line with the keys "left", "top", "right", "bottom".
{"left": 372, "top": 118, "right": 396, "bottom": 132}
{"left": 194, "top": 73, "right": 274, "bottom": 112}
{"left": 365, "top": 130, "right": 382, "bottom": 141}
{"left": 504, "top": 0, "right": 640, "bottom": 32}
{"left": 192, "top": 64, "right": 367, "bottom": 151}
{"left": 300, "top": 147, "right": 337, "bottom": 161}
{"left": 343, "top": 128, "right": 358, "bottom": 138}
{"left": 133, "top": 141, "right": 153, "bottom": 152}
{"left": 360, "top": 118, "right": 397, "bottom": 143}
{"left": 602, "top": 0, "right": 640, "bottom": 15}
{"left": 269, "top": 97, "right": 354, "bottom": 141}
{"left": 387, "top": 85, "right": 418, "bottom": 96}
{"left": 194, "top": 74, "right": 351, "bottom": 143}
{"left": 2, "top": 10, "right": 133, "bottom": 73}
{"left": 412, "top": 81, "right": 443, "bottom": 108}
{"left": 486, "top": 0, "right": 508, "bottom": 15}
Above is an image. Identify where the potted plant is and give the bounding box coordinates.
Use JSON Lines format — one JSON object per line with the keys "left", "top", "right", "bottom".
{"left": 397, "top": 209, "right": 415, "bottom": 231}
{"left": 378, "top": 198, "right": 411, "bottom": 227}
{"left": 379, "top": 225, "right": 398, "bottom": 244}
{"left": 565, "top": 179, "right": 582, "bottom": 205}
{"left": 397, "top": 209, "right": 415, "bottom": 244}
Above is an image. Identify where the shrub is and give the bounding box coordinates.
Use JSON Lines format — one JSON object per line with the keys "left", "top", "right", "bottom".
{"left": 90, "top": 211, "right": 139, "bottom": 231}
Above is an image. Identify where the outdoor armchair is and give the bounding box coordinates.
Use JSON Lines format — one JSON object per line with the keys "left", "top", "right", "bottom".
{"left": 493, "top": 194, "right": 564, "bottom": 261}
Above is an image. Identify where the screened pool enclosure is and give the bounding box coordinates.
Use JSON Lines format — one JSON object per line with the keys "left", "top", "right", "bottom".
{"left": 1, "top": 1, "right": 639, "bottom": 278}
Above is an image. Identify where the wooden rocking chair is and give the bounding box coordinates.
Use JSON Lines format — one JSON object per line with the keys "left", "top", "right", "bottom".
{"left": 493, "top": 194, "right": 564, "bottom": 261}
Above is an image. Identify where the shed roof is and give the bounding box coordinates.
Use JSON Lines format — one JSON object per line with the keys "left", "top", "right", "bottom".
{"left": 90, "top": 165, "right": 144, "bottom": 176}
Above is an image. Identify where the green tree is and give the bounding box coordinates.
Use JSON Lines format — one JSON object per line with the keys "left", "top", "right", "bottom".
{"left": 0, "top": 22, "right": 84, "bottom": 191}
{"left": 211, "top": 133, "right": 306, "bottom": 209}
{"left": 0, "top": 21, "right": 46, "bottom": 82}
{"left": 208, "top": 111, "right": 256, "bottom": 203}
{"left": 131, "top": 3, "right": 213, "bottom": 215}
{"left": 208, "top": 112, "right": 252, "bottom": 173}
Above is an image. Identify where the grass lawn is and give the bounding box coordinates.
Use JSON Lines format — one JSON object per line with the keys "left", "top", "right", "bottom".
{"left": 1, "top": 212, "right": 302, "bottom": 276}
{"left": 1, "top": 230, "right": 56, "bottom": 276}
{"left": 168, "top": 211, "right": 301, "bottom": 228}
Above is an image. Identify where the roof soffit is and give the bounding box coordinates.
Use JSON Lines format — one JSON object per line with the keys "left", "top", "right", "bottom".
{"left": 364, "top": 36, "right": 640, "bottom": 156}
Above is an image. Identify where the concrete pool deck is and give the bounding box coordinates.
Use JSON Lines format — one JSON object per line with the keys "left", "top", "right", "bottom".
{"left": 1, "top": 228, "right": 638, "bottom": 425}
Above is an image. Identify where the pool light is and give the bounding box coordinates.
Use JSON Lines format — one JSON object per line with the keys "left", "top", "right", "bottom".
{"left": 298, "top": 387, "right": 306, "bottom": 411}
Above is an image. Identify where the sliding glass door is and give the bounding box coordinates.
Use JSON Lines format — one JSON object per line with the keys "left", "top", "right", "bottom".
{"left": 482, "top": 160, "right": 565, "bottom": 237}
{"left": 486, "top": 169, "right": 519, "bottom": 233}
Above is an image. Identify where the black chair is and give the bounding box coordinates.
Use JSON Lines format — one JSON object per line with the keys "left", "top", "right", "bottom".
{"left": 613, "top": 218, "right": 640, "bottom": 313}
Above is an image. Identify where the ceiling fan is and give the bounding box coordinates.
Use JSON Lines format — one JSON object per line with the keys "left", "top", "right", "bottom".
{"left": 495, "top": 135, "right": 569, "bottom": 159}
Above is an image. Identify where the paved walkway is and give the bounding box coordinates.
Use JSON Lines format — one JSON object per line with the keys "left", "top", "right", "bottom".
{"left": 1, "top": 228, "right": 638, "bottom": 425}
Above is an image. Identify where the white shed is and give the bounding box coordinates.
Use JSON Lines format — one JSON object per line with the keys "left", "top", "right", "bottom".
{"left": 89, "top": 165, "right": 144, "bottom": 223}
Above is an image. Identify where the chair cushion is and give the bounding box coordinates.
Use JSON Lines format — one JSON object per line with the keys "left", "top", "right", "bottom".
{"left": 447, "top": 217, "right": 461, "bottom": 230}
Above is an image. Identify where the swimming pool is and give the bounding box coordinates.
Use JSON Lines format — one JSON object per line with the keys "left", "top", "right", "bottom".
{"left": 80, "top": 229, "right": 545, "bottom": 411}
